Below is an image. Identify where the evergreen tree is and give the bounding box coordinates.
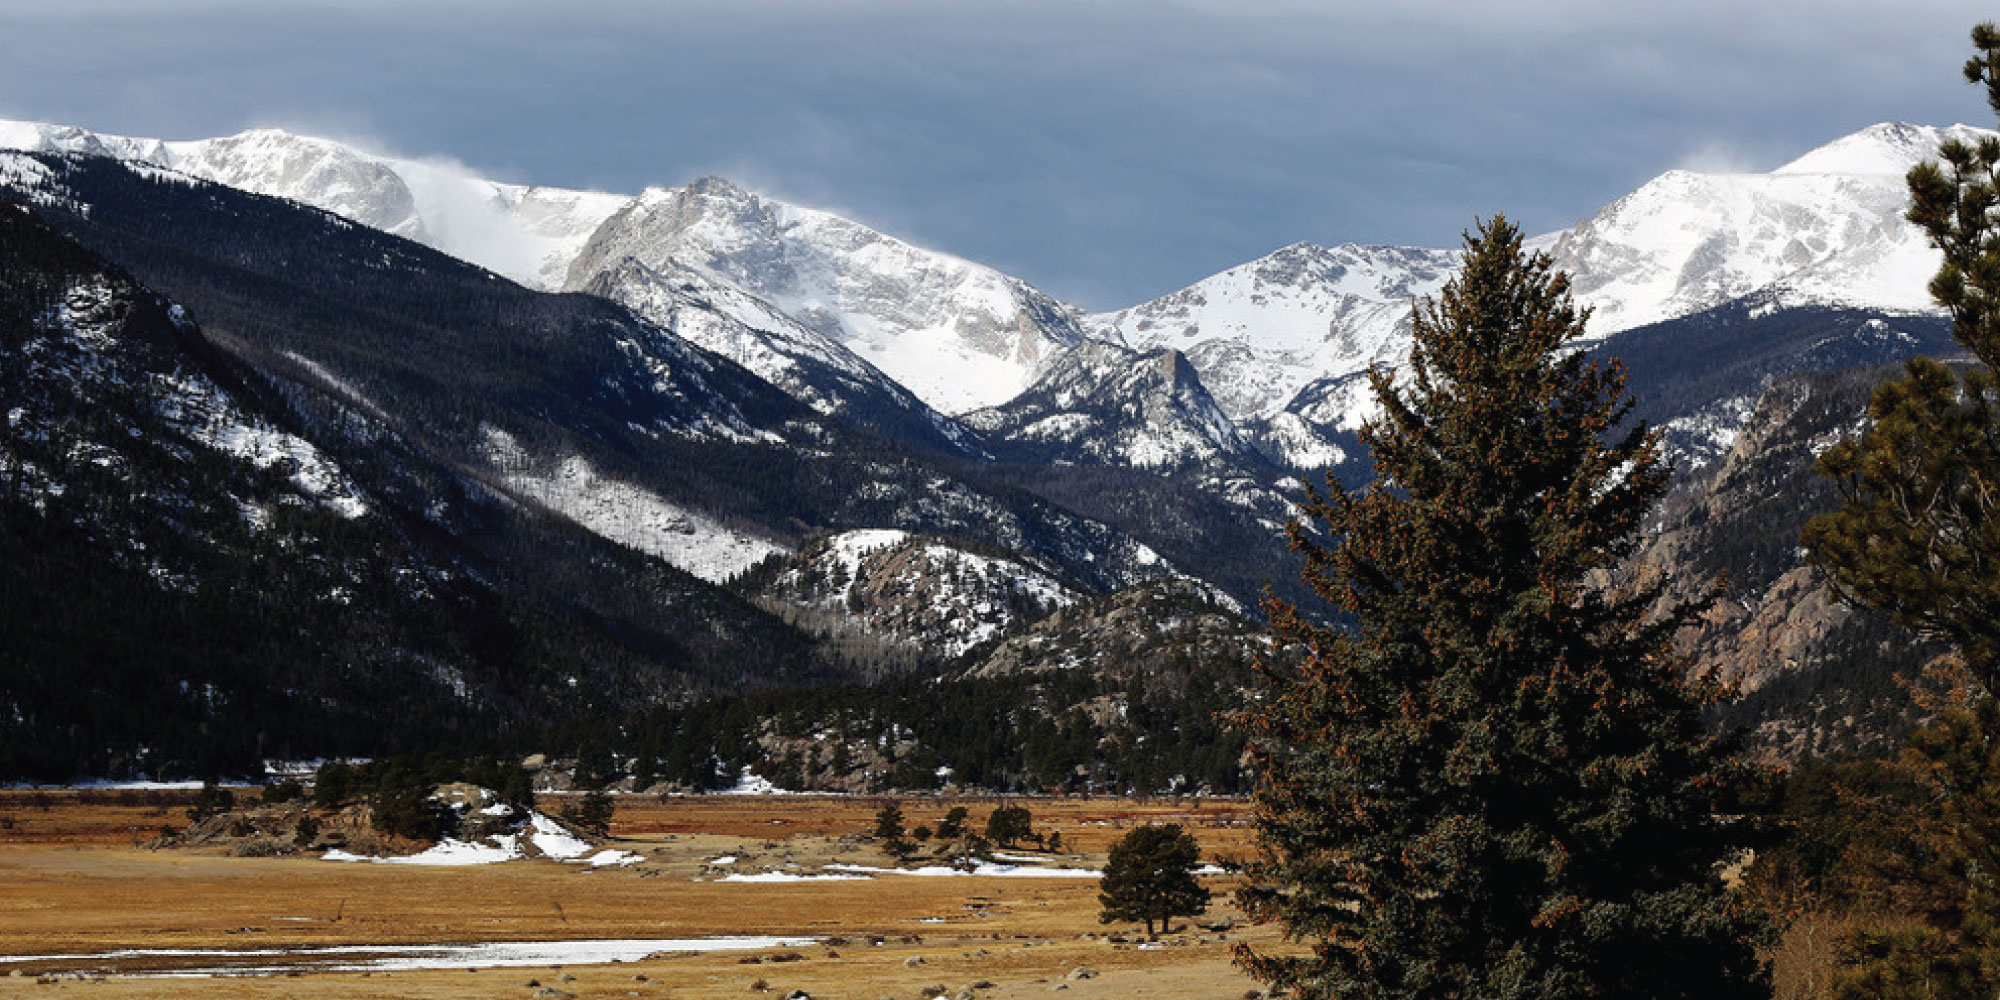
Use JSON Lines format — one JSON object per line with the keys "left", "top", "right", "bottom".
{"left": 985, "top": 804, "right": 1033, "bottom": 848}
{"left": 872, "top": 801, "right": 906, "bottom": 841}
{"left": 1235, "top": 219, "right": 1766, "bottom": 1000}
{"left": 1098, "top": 822, "right": 1209, "bottom": 939}
{"left": 1803, "top": 23, "right": 2000, "bottom": 995}
{"left": 562, "top": 789, "right": 616, "bottom": 837}
{"left": 1805, "top": 22, "right": 2000, "bottom": 691}
{"left": 186, "top": 780, "right": 235, "bottom": 823}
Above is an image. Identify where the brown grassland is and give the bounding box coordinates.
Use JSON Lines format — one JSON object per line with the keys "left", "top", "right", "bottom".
{"left": 0, "top": 791, "right": 1281, "bottom": 999}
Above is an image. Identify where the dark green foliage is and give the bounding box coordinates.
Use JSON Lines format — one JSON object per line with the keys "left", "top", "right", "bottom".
{"left": 1236, "top": 220, "right": 1766, "bottom": 1000}
{"left": 293, "top": 814, "right": 320, "bottom": 848}
{"left": 562, "top": 789, "right": 615, "bottom": 837}
{"left": 1742, "top": 755, "right": 1944, "bottom": 923}
{"left": 312, "top": 762, "right": 356, "bottom": 808}
{"left": 260, "top": 780, "right": 304, "bottom": 805}
{"left": 872, "top": 802, "right": 906, "bottom": 840}
{"left": 606, "top": 662, "right": 1253, "bottom": 795}
{"left": 1807, "top": 35, "right": 2000, "bottom": 688}
{"left": 1097, "top": 823, "right": 1209, "bottom": 938}
{"left": 984, "top": 805, "right": 1033, "bottom": 848}
{"left": 1828, "top": 702, "right": 2000, "bottom": 998}
{"left": 935, "top": 806, "right": 969, "bottom": 841}
{"left": 458, "top": 758, "right": 536, "bottom": 809}
{"left": 1805, "top": 356, "right": 2000, "bottom": 687}
{"left": 367, "top": 763, "right": 454, "bottom": 842}
{"left": 1802, "top": 26, "right": 2000, "bottom": 995}
{"left": 873, "top": 802, "right": 915, "bottom": 860}
{"left": 186, "top": 780, "right": 235, "bottom": 823}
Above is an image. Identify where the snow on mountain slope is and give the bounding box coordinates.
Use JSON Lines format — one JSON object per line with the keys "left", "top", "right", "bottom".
{"left": 0, "top": 120, "right": 624, "bottom": 290}
{"left": 1095, "top": 122, "right": 1976, "bottom": 467}
{"left": 754, "top": 529, "right": 1080, "bottom": 658}
{"left": 1546, "top": 122, "right": 1987, "bottom": 334}
{"left": 964, "top": 339, "right": 1261, "bottom": 473}
{"left": 1089, "top": 242, "right": 1456, "bottom": 424}
{"left": 584, "top": 256, "right": 980, "bottom": 453}
{"left": 10, "top": 265, "right": 370, "bottom": 525}
{"left": 563, "top": 177, "right": 1089, "bottom": 414}
{"left": 481, "top": 427, "right": 784, "bottom": 583}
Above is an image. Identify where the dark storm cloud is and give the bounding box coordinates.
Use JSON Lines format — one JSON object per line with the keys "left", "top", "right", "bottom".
{"left": 0, "top": 0, "right": 1983, "bottom": 307}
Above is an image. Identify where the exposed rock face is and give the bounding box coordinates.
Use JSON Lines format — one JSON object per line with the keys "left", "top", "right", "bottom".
{"left": 1089, "top": 241, "right": 1456, "bottom": 427}
{"left": 963, "top": 340, "right": 1268, "bottom": 475}
{"left": 1634, "top": 367, "right": 1946, "bottom": 759}
{"left": 962, "top": 579, "right": 1266, "bottom": 683}
{"left": 743, "top": 530, "right": 1081, "bottom": 663}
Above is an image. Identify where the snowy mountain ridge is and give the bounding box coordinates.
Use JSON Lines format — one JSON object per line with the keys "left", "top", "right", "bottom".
{"left": 0, "top": 120, "right": 1095, "bottom": 421}
{"left": 563, "top": 176, "right": 1091, "bottom": 415}
{"left": 1094, "top": 122, "right": 1983, "bottom": 465}
{"left": 1089, "top": 241, "right": 1458, "bottom": 425}
{"left": 1545, "top": 121, "right": 1989, "bottom": 335}
{"left": 0, "top": 120, "right": 625, "bottom": 291}
{"left": 1, "top": 117, "right": 1980, "bottom": 478}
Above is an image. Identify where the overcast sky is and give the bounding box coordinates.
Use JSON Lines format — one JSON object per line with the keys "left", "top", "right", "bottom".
{"left": 0, "top": 1, "right": 1988, "bottom": 308}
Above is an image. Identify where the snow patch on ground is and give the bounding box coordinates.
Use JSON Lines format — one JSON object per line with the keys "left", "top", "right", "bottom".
{"left": 715, "top": 768, "right": 793, "bottom": 796}
{"left": 323, "top": 838, "right": 518, "bottom": 866}
{"left": 319, "top": 810, "right": 620, "bottom": 867}
{"left": 3, "top": 937, "right": 817, "bottom": 977}
{"left": 527, "top": 813, "right": 593, "bottom": 860}
{"left": 823, "top": 861, "right": 1104, "bottom": 879}
{"left": 718, "top": 871, "right": 873, "bottom": 883}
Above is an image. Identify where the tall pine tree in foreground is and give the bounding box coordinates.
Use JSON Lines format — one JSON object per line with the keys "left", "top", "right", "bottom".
{"left": 1802, "top": 23, "right": 2000, "bottom": 996}
{"left": 1235, "top": 219, "right": 1767, "bottom": 1000}
{"left": 1805, "top": 21, "right": 2000, "bottom": 692}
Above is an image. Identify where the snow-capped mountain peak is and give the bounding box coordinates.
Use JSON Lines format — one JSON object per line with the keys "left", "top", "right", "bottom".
{"left": 563, "top": 176, "right": 1091, "bottom": 415}
{"left": 1546, "top": 120, "right": 1984, "bottom": 335}
{"left": 1088, "top": 240, "right": 1456, "bottom": 424}
{"left": 1772, "top": 121, "right": 1990, "bottom": 177}
{"left": 0, "top": 119, "right": 627, "bottom": 291}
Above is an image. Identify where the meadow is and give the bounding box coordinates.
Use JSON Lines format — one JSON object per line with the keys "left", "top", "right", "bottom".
{"left": 0, "top": 791, "right": 1275, "bottom": 999}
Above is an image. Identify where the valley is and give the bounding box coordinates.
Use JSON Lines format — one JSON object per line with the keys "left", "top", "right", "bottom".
{"left": 0, "top": 791, "right": 1266, "bottom": 999}
{"left": 0, "top": 113, "right": 1983, "bottom": 778}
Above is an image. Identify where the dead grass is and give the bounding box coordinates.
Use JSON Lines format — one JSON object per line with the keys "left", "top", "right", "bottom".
{"left": 0, "top": 793, "right": 1276, "bottom": 999}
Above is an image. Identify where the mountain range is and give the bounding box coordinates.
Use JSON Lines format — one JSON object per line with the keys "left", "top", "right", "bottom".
{"left": 0, "top": 116, "right": 1981, "bottom": 780}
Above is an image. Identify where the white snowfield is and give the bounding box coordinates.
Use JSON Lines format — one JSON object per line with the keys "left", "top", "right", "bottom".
{"left": 1091, "top": 242, "right": 1457, "bottom": 426}
{"left": 1545, "top": 121, "right": 1980, "bottom": 335}
{"left": 565, "top": 178, "right": 1087, "bottom": 415}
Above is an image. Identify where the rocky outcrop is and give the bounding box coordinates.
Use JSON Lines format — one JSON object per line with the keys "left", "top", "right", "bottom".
{"left": 1634, "top": 367, "right": 1947, "bottom": 759}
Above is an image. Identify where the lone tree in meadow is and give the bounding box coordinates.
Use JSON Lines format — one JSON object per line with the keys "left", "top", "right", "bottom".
{"left": 1098, "top": 822, "right": 1209, "bottom": 939}
{"left": 1234, "top": 219, "right": 1768, "bottom": 1000}
{"left": 985, "top": 804, "right": 1034, "bottom": 848}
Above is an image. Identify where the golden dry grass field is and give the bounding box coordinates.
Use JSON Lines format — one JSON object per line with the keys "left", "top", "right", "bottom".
{"left": 0, "top": 791, "right": 1284, "bottom": 999}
